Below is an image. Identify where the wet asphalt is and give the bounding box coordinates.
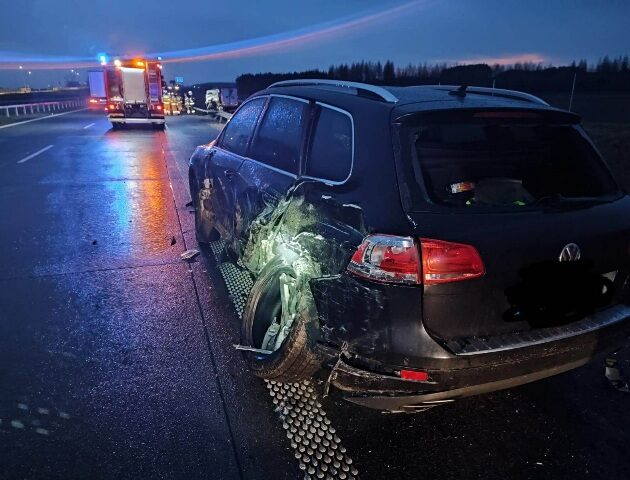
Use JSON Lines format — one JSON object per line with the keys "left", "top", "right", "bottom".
{"left": 0, "top": 110, "right": 629, "bottom": 480}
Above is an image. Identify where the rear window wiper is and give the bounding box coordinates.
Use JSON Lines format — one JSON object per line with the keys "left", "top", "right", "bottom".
{"left": 533, "top": 194, "right": 617, "bottom": 209}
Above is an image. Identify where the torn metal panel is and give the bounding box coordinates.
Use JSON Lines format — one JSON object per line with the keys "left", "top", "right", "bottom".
{"left": 240, "top": 182, "right": 367, "bottom": 292}
{"left": 198, "top": 178, "right": 216, "bottom": 230}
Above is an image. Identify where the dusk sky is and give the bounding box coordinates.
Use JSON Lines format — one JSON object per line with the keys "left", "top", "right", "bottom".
{"left": 1, "top": 0, "right": 629, "bottom": 87}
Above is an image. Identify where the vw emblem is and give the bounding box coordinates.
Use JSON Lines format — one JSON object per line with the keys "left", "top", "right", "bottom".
{"left": 559, "top": 243, "right": 581, "bottom": 262}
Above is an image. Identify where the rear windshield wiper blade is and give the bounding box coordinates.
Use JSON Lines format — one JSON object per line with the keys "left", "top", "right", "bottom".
{"left": 533, "top": 194, "right": 617, "bottom": 209}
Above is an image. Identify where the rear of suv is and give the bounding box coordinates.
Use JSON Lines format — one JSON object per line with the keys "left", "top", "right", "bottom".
{"left": 189, "top": 80, "right": 630, "bottom": 412}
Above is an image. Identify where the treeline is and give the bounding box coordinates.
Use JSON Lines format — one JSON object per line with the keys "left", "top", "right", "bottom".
{"left": 236, "top": 55, "right": 630, "bottom": 97}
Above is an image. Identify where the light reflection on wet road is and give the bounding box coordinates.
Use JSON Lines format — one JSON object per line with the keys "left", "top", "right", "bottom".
{"left": 0, "top": 112, "right": 297, "bottom": 480}
{"left": 1, "top": 110, "right": 629, "bottom": 480}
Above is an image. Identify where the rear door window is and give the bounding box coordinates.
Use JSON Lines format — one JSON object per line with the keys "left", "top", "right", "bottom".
{"left": 305, "top": 106, "right": 353, "bottom": 182}
{"left": 250, "top": 97, "right": 307, "bottom": 174}
{"left": 220, "top": 97, "right": 266, "bottom": 156}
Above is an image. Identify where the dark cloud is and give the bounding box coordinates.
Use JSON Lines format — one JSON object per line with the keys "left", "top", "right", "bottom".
{"left": 1, "top": 0, "right": 629, "bottom": 87}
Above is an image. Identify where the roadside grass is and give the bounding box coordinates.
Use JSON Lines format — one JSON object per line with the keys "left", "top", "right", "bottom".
{"left": 585, "top": 123, "right": 630, "bottom": 192}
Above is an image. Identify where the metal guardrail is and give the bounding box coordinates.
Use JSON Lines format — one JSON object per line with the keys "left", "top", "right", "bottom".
{"left": 0, "top": 99, "right": 85, "bottom": 118}
{"left": 216, "top": 110, "right": 233, "bottom": 122}
{"left": 194, "top": 107, "right": 233, "bottom": 123}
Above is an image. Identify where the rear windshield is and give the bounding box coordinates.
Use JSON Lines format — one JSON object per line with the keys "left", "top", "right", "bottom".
{"left": 400, "top": 114, "right": 620, "bottom": 211}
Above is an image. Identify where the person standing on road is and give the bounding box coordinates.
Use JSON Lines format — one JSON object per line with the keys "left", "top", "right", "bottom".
{"left": 184, "top": 91, "right": 195, "bottom": 114}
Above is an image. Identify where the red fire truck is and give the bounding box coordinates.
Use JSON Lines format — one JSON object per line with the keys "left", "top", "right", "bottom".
{"left": 104, "top": 58, "right": 165, "bottom": 130}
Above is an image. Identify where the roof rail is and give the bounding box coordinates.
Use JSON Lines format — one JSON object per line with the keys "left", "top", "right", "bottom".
{"left": 268, "top": 79, "right": 399, "bottom": 103}
{"left": 440, "top": 85, "right": 549, "bottom": 106}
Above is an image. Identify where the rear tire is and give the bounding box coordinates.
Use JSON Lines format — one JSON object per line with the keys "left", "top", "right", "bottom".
{"left": 241, "top": 259, "right": 321, "bottom": 382}
{"left": 111, "top": 122, "right": 121, "bottom": 130}
{"left": 153, "top": 123, "right": 165, "bottom": 131}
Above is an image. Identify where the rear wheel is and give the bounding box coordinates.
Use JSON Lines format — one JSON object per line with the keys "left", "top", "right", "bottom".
{"left": 153, "top": 123, "right": 165, "bottom": 131}
{"left": 241, "top": 260, "right": 321, "bottom": 382}
{"left": 110, "top": 122, "right": 122, "bottom": 130}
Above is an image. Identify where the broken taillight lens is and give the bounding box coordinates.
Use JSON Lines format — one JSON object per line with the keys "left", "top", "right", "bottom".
{"left": 348, "top": 236, "right": 484, "bottom": 286}
{"left": 347, "top": 234, "right": 421, "bottom": 285}
{"left": 420, "top": 238, "right": 484, "bottom": 285}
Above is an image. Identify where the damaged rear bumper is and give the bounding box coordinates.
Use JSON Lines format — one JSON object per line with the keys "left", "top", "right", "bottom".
{"left": 326, "top": 304, "right": 630, "bottom": 412}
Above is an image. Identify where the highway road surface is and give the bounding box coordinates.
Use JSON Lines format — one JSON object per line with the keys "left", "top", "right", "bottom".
{"left": 1, "top": 110, "right": 629, "bottom": 480}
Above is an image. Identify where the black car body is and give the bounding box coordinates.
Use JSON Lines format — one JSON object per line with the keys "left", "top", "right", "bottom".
{"left": 189, "top": 80, "right": 630, "bottom": 412}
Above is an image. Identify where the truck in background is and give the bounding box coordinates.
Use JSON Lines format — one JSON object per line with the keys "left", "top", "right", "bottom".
{"left": 205, "top": 89, "right": 221, "bottom": 111}
{"left": 87, "top": 70, "right": 107, "bottom": 109}
{"left": 204, "top": 86, "right": 239, "bottom": 116}
{"left": 104, "top": 59, "right": 165, "bottom": 130}
{"left": 220, "top": 87, "right": 239, "bottom": 112}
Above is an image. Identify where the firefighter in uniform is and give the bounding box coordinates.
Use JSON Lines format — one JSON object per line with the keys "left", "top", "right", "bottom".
{"left": 184, "top": 91, "right": 195, "bottom": 114}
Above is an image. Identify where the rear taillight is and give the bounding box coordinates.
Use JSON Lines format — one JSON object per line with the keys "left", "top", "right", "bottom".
{"left": 108, "top": 104, "right": 118, "bottom": 111}
{"left": 420, "top": 238, "right": 484, "bottom": 285}
{"left": 400, "top": 369, "right": 429, "bottom": 382}
{"left": 347, "top": 235, "right": 421, "bottom": 285}
{"left": 347, "top": 235, "right": 484, "bottom": 286}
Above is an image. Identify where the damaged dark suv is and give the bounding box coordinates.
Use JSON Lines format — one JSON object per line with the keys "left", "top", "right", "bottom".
{"left": 189, "top": 80, "right": 630, "bottom": 412}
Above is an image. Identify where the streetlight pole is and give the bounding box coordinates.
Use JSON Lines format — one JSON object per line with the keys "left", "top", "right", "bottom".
{"left": 18, "top": 65, "right": 26, "bottom": 88}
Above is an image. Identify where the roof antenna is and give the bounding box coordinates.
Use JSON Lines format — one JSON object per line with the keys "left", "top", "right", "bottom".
{"left": 449, "top": 84, "right": 468, "bottom": 98}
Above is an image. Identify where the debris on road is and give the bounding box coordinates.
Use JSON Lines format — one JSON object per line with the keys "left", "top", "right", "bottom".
{"left": 91, "top": 239, "right": 97, "bottom": 245}
{"left": 171, "top": 236, "right": 177, "bottom": 246}
{"left": 605, "top": 356, "right": 630, "bottom": 392}
{"left": 180, "top": 249, "right": 200, "bottom": 261}
{"left": 233, "top": 344, "right": 272, "bottom": 355}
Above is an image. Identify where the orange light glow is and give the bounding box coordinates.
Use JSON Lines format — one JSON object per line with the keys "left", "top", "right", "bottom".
{"left": 136, "top": 61, "right": 145, "bottom": 67}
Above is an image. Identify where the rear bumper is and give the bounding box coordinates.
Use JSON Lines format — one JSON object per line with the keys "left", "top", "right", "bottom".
{"left": 109, "top": 116, "right": 165, "bottom": 124}
{"left": 327, "top": 304, "right": 630, "bottom": 412}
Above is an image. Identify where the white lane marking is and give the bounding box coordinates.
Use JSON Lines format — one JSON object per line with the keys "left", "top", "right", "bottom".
{"left": 17, "top": 144, "right": 54, "bottom": 164}
{"left": 11, "top": 420, "right": 25, "bottom": 429}
{"left": 83, "top": 122, "right": 95, "bottom": 129}
{"left": 0, "top": 108, "right": 88, "bottom": 130}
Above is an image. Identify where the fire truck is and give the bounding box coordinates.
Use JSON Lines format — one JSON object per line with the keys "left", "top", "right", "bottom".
{"left": 104, "top": 58, "right": 165, "bottom": 130}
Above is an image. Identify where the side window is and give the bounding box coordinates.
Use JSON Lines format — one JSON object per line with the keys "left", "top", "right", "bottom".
{"left": 220, "top": 97, "right": 266, "bottom": 156}
{"left": 305, "top": 107, "right": 353, "bottom": 182}
{"left": 250, "top": 97, "right": 307, "bottom": 174}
